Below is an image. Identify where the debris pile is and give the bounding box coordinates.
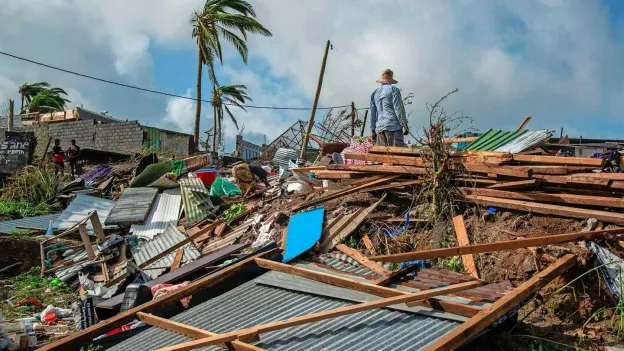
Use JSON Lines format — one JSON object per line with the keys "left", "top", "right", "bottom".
{"left": 1, "top": 125, "right": 624, "bottom": 351}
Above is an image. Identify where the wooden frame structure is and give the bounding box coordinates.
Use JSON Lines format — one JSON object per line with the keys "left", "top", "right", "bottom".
{"left": 41, "top": 245, "right": 576, "bottom": 351}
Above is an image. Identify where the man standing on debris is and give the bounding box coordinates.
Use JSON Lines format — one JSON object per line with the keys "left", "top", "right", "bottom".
{"left": 370, "top": 69, "right": 409, "bottom": 147}
{"left": 51, "top": 139, "right": 64, "bottom": 176}
{"left": 67, "top": 139, "right": 81, "bottom": 178}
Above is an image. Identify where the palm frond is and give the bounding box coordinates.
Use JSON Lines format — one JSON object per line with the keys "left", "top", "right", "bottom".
{"left": 217, "top": 27, "right": 248, "bottom": 62}
{"left": 223, "top": 104, "right": 240, "bottom": 129}
{"left": 215, "top": 0, "right": 257, "bottom": 17}
{"left": 215, "top": 14, "right": 272, "bottom": 37}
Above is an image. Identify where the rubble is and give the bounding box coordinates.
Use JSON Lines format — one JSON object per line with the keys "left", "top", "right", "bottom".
{"left": 1, "top": 120, "right": 624, "bottom": 351}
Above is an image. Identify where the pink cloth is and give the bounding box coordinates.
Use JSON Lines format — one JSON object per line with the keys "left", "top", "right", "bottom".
{"left": 341, "top": 138, "right": 373, "bottom": 165}
{"left": 151, "top": 282, "right": 192, "bottom": 309}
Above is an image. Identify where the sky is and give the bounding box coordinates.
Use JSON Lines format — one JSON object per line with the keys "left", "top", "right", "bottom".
{"left": 2, "top": 0, "right": 624, "bottom": 152}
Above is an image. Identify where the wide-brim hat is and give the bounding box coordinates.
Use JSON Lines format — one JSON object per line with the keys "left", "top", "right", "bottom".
{"left": 376, "top": 69, "right": 398, "bottom": 84}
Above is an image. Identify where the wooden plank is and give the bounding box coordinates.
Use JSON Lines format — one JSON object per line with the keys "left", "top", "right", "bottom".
{"left": 89, "top": 211, "right": 106, "bottom": 242}
{"left": 137, "top": 313, "right": 266, "bottom": 351}
{"left": 444, "top": 136, "right": 478, "bottom": 144}
{"left": 488, "top": 179, "right": 539, "bottom": 190}
{"left": 423, "top": 254, "right": 576, "bottom": 351}
{"left": 452, "top": 216, "right": 479, "bottom": 279}
{"left": 513, "top": 154, "right": 603, "bottom": 167}
{"left": 289, "top": 176, "right": 382, "bottom": 199}
{"left": 319, "top": 195, "right": 386, "bottom": 253}
{"left": 157, "top": 280, "right": 483, "bottom": 351}
{"left": 311, "top": 170, "right": 366, "bottom": 179}
{"left": 373, "top": 265, "right": 419, "bottom": 286}
{"left": 170, "top": 249, "right": 184, "bottom": 271}
{"left": 343, "top": 152, "right": 427, "bottom": 166}
{"left": 361, "top": 234, "right": 376, "bottom": 255}
{"left": 78, "top": 223, "right": 95, "bottom": 260}
{"left": 369, "top": 228, "right": 624, "bottom": 263}
{"left": 462, "top": 163, "right": 532, "bottom": 178}
{"left": 358, "top": 179, "right": 422, "bottom": 193}
{"left": 465, "top": 194, "right": 624, "bottom": 225}
{"left": 461, "top": 187, "right": 624, "bottom": 209}
{"left": 516, "top": 115, "right": 532, "bottom": 131}
{"left": 40, "top": 248, "right": 274, "bottom": 351}
{"left": 335, "top": 244, "right": 391, "bottom": 276}
{"left": 327, "top": 164, "right": 427, "bottom": 175}
{"left": 255, "top": 258, "right": 481, "bottom": 317}
{"left": 369, "top": 145, "right": 422, "bottom": 155}
{"left": 292, "top": 175, "right": 398, "bottom": 212}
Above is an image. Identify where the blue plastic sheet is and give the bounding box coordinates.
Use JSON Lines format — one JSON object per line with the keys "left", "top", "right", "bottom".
{"left": 282, "top": 207, "right": 325, "bottom": 263}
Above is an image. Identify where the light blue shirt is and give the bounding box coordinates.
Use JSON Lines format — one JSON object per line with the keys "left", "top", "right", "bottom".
{"left": 370, "top": 84, "right": 407, "bottom": 133}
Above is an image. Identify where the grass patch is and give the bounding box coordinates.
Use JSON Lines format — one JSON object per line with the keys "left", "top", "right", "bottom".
{"left": 0, "top": 165, "right": 60, "bottom": 219}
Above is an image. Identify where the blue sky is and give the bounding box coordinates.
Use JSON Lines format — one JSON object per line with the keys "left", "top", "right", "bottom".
{"left": 2, "top": 0, "right": 624, "bottom": 152}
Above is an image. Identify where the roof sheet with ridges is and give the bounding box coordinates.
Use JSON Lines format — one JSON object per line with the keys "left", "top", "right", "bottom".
{"left": 130, "top": 188, "right": 182, "bottom": 240}
{"left": 466, "top": 129, "right": 527, "bottom": 151}
{"left": 494, "top": 130, "right": 553, "bottom": 154}
{"left": 53, "top": 195, "right": 117, "bottom": 233}
{"left": 108, "top": 273, "right": 459, "bottom": 351}
{"left": 0, "top": 214, "right": 59, "bottom": 234}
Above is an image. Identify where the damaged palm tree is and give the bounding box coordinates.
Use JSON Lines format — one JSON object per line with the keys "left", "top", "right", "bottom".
{"left": 415, "top": 88, "right": 466, "bottom": 222}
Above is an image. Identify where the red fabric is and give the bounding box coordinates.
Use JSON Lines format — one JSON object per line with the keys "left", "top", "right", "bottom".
{"left": 341, "top": 138, "right": 373, "bottom": 165}
{"left": 53, "top": 154, "right": 64, "bottom": 162}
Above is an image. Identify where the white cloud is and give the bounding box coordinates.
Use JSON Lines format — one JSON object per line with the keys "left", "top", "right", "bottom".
{"left": 165, "top": 89, "right": 196, "bottom": 133}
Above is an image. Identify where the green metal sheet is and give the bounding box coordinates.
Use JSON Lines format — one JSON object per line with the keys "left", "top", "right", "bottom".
{"left": 466, "top": 129, "right": 527, "bottom": 151}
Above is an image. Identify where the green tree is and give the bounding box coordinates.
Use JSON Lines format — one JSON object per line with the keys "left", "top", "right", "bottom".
{"left": 18, "top": 82, "right": 51, "bottom": 113}
{"left": 27, "top": 88, "right": 71, "bottom": 113}
{"left": 211, "top": 84, "right": 251, "bottom": 150}
{"left": 190, "top": 0, "right": 272, "bottom": 150}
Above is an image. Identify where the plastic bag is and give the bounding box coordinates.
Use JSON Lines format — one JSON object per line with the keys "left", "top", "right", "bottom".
{"left": 210, "top": 177, "right": 242, "bottom": 197}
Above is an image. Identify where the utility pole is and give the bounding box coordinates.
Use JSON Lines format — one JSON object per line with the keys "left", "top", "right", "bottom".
{"left": 300, "top": 40, "right": 331, "bottom": 159}
{"left": 360, "top": 110, "right": 368, "bottom": 137}
{"left": 350, "top": 102, "right": 355, "bottom": 137}
{"left": 7, "top": 99, "right": 14, "bottom": 131}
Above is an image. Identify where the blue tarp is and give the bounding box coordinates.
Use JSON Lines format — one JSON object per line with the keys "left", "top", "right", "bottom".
{"left": 283, "top": 207, "right": 325, "bottom": 263}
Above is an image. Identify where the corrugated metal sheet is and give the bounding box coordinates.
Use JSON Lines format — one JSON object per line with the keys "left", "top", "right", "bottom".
{"left": 130, "top": 189, "right": 182, "bottom": 240}
{"left": 466, "top": 129, "right": 527, "bottom": 151}
{"left": 108, "top": 272, "right": 460, "bottom": 351}
{"left": 105, "top": 187, "right": 159, "bottom": 226}
{"left": 131, "top": 222, "right": 201, "bottom": 279}
{"left": 53, "top": 195, "right": 117, "bottom": 233}
{"left": 494, "top": 130, "right": 553, "bottom": 154}
{"left": 179, "top": 178, "right": 210, "bottom": 224}
{"left": 0, "top": 214, "right": 59, "bottom": 234}
{"left": 318, "top": 252, "right": 378, "bottom": 276}
{"left": 273, "top": 147, "right": 298, "bottom": 170}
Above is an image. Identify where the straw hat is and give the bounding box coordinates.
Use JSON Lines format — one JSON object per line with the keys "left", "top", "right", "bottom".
{"left": 376, "top": 69, "right": 398, "bottom": 84}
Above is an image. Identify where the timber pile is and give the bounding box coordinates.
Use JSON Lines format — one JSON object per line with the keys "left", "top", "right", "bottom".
{"left": 296, "top": 146, "right": 624, "bottom": 225}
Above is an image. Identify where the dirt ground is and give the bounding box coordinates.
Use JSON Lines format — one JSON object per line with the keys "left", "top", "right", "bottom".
{"left": 0, "top": 237, "right": 42, "bottom": 277}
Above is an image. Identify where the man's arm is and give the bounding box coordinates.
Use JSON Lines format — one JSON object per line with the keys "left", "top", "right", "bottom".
{"left": 392, "top": 87, "right": 409, "bottom": 134}
{"left": 370, "top": 91, "right": 378, "bottom": 139}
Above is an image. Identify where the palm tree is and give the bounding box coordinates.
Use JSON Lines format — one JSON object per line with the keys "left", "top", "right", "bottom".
{"left": 27, "top": 89, "right": 71, "bottom": 114}
{"left": 18, "top": 82, "right": 51, "bottom": 113}
{"left": 211, "top": 84, "right": 251, "bottom": 150}
{"left": 190, "top": 0, "right": 272, "bottom": 150}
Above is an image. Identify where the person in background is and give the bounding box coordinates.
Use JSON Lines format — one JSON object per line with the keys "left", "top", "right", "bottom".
{"left": 67, "top": 139, "right": 81, "bottom": 178}
{"left": 51, "top": 139, "right": 64, "bottom": 176}
{"left": 369, "top": 69, "right": 409, "bottom": 147}
{"left": 249, "top": 163, "right": 271, "bottom": 188}
{"left": 231, "top": 161, "right": 271, "bottom": 195}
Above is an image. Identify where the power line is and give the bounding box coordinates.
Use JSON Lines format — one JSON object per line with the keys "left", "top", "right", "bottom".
{"left": 0, "top": 50, "right": 354, "bottom": 111}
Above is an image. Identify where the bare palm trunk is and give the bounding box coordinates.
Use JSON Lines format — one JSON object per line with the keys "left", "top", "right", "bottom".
{"left": 20, "top": 94, "right": 24, "bottom": 114}
{"left": 212, "top": 105, "right": 217, "bottom": 151}
{"left": 194, "top": 47, "right": 202, "bottom": 152}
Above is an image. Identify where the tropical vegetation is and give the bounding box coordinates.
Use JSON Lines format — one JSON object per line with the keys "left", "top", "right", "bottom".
{"left": 211, "top": 84, "right": 251, "bottom": 150}
{"left": 18, "top": 82, "right": 71, "bottom": 114}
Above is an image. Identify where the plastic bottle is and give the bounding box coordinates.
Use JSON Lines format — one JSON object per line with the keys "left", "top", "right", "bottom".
{"left": 49, "top": 278, "right": 62, "bottom": 287}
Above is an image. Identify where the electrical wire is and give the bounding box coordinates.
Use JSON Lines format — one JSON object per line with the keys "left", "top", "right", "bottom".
{"left": 0, "top": 50, "right": 355, "bottom": 111}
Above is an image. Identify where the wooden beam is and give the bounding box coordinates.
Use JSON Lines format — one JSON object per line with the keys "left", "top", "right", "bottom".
{"left": 516, "top": 115, "right": 532, "bottom": 131}
{"left": 319, "top": 194, "right": 386, "bottom": 253}
{"left": 289, "top": 176, "right": 381, "bottom": 199}
{"left": 488, "top": 179, "right": 540, "bottom": 190}
{"left": 358, "top": 179, "right": 422, "bottom": 193}
{"left": 423, "top": 254, "right": 576, "bottom": 351}
{"left": 38, "top": 249, "right": 276, "bottom": 351}
{"left": 462, "top": 187, "right": 624, "bottom": 209}
{"left": 78, "top": 224, "right": 95, "bottom": 260}
{"left": 335, "top": 244, "right": 391, "bottom": 276}
{"left": 254, "top": 258, "right": 481, "bottom": 318}
{"left": 512, "top": 154, "right": 603, "bottom": 167}
{"left": 327, "top": 164, "right": 427, "bottom": 175}
{"left": 444, "top": 136, "right": 479, "bottom": 144}
{"left": 465, "top": 194, "right": 624, "bottom": 225}
{"left": 462, "top": 163, "right": 532, "bottom": 178}
{"left": 373, "top": 265, "right": 419, "bottom": 286}
{"left": 369, "top": 228, "right": 624, "bottom": 263}
{"left": 292, "top": 175, "right": 398, "bottom": 212}
{"left": 137, "top": 313, "right": 266, "bottom": 351}
{"left": 369, "top": 145, "right": 422, "bottom": 155}
{"left": 452, "top": 216, "right": 479, "bottom": 279}
{"left": 311, "top": 170, "right": 366, "bottom": 179}
{"left": 156, "top": 281, "right": 483, "bottom": 351}
{"left": 361, "top": 234, "right": 376, "bottom": 255}
{"left": 170, "top": 249, "right": 184, "bottom": 271}
{"left": 343, "top": 152, "right": 427, "bottom": 166}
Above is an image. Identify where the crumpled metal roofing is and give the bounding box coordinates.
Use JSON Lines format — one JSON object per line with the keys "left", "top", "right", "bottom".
{"left": 131, "top": 221, "right": 201, "bottom": 279}
{"left": 179, "top": 178, "right": 210, "bottom": 224}
{"left": 53, "top": 195, "right": 117, "bottom": 233}
{"left": 494, "top": 130, "right": 553, "bottom": 154}
{"left": 273, "top": 147, "right": 298, "bottom": 170}
{"left": 108, "top": 272, "right": 460, "bottom": 351}
{"left": 130, "top": 188, "right": 182, "bottom": 240}
{"left": 0, "top": 213, "right": 59, "bottom": 234}
{"left": 466, "top": 129, "right": 527, "bottom": 151}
